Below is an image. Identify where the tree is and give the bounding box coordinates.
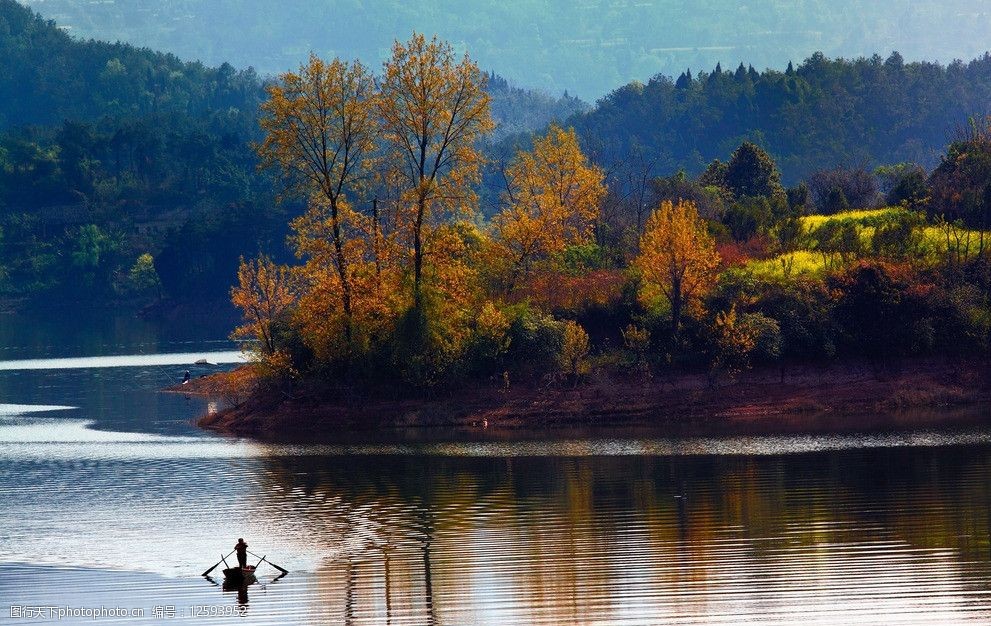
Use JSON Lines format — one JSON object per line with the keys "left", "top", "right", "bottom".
{"left": 231, "top": 255, "right": 299, "bottom": 357}
{"left": 885, "top": 168, "right": 928, "bottom": 209}
{"left": 808, "top": 166, "right": 878, "bottom": 211}
{"left": 124, "top": 252, "right": 162, "bottom": 298}
{"left": 831, "top": 262, "right": 913, "bottom": 362}
{"left": 257, "top": 54, "right": 377, "bottom": 345}
{"left": 378, "top": 33, "right": 494, "bottom": 308}
{"left": 634, "top": 200, "right": 720, "bottom": 339}
{"left": 824, "top": 186, "right": 850, "bottom": 213}
{"left": 558, "top": 320, "right": 591, "bottom": 383}
{"left": 652, "top": 171, "right": 729, "bottom": 223}
{"left": 492, "top": 124, "right": 605, "bottom": 289}
{"left": 698, "top": 159, "right": 728, "bottom": 188}
{"left": 723, "top": 195, "right": 778, "bottom": 241}
{"left": 929, "top": 118, "right": 991, "bottom": 235}
{"left": 724, "top": 141, "right": 784, "bottom": 200}
{"left": 786, "top": 182, "right": 812, "bottom": 213}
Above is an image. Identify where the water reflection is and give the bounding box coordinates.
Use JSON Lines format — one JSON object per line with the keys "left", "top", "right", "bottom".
{"left": 2, "top": 307, "right": 991, "bottom": 623}
{"left": 236, "top": 449, "right": 991, "bottom": 624}
{"left": 3, "top": 439, "right": 991, "bottom": 623}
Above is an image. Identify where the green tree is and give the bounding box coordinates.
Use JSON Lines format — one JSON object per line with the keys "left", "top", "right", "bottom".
{"left": 723, "top": 142, "right": 784, "bottom": 200}
{"left": 125, "top": 253, "right": 162, "bottom": 298}
{"left": 929, "top": 118, "right": 991, "bottom": 235}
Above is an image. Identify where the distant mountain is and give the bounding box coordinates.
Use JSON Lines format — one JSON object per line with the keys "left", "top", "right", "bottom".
{"left": 21, "top": 0, "right": 991, "bottom": 98}
{"left": 0, "top": 0, "right": 262, "bottom": 129}
{"left": 0, "top": 0, "right": 581, "bottom": 302}
{"left": 486, "top": 73, "right": 588, "bottom": 141}
{"left": 0, "top": 1, "right": 583, "bottom": 137}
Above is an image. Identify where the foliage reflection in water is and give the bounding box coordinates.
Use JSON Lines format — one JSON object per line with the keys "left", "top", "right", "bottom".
{"left": 1, "top": 313, "right": 990, "bottom": 624}
{"left": 5, "top": 439, "right": 991, "bottom": 624}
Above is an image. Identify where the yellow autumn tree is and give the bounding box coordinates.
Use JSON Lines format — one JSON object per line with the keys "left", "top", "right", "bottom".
{"left": 377, "top": 33, "right": 494, "bottom": 309}
{"left": 257, "top": 54, "right": 377, "bottom": 348}
{"left": 230, "top": 255, "right": 299, "bottom": 357}
{"left": 634, "top": 200, "right": 720, "bottom": 338}
{"left": 290, "top": 198, "right": 405, "bottom": 361}
{"left": 493, "top": 124, "right": 605, "bottom": 289}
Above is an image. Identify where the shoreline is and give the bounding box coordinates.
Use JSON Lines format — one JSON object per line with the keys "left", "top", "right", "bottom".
{"left": 187, "top": 358, "right": 991, "bottom": 442}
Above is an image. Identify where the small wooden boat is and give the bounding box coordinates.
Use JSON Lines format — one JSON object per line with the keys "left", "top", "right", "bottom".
{"left": 222, "top": 565, "right": 257, "bottom": 584}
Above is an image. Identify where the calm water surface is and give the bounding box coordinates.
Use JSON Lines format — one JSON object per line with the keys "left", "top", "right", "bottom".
{"left": 2, "top": 311, "right": 991, "bottom": 624}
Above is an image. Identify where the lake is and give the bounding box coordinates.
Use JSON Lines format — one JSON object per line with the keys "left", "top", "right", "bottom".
{"left": 2, "top": 310, "right": 991, "bottom": 624}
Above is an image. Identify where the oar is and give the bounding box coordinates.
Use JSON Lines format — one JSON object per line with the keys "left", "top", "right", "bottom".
{"left": 202, "top": 550, "right": 235, "bottom": 577}
{"left": 247, "top": 549, "right": 289, "bottom": 575}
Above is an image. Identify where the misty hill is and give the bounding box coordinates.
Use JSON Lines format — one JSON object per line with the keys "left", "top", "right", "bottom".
{"left": 0, "top": 0, "right": 582, "bottom": 302}
{"left": 22, "top": 0, "right": 991, "bottom": 98}
{"left": 0, "top": 2, "right": 262, "bottom": 129}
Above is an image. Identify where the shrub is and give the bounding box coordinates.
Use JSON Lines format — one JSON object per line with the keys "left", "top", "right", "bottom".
{"left": 830, "top": 261, "right": 914, "bottom": 360}
{"left": 740, "top": 312, "right": 782, "bottom": 364}
{"left": 707, "top": 305, "right": 755, "bottom": 383}
{"left": 463, "top": 301, "right": 512, "bottom": 377}
{"left": 622, "top": 323, "right": 651, "bottom": 373}
{"left": 808, "top": 166, "right": 879, "bottom": 211}
{"left": 558, "top": 243, "right": 607, "bottom": 275}
{"left": 503, "top": 304, "right": 567, "bottom": 381}
{"left": 558, "top": 320, "right": 591, "bottom": 381}
{"left": 750, "top": 280, "right": 836, "bottom": 360}
{"left": 870, "top": 210, "right": 925, "bottom": 259}
{"left": 723, "top": 195, "right": 774, "bottom": 241}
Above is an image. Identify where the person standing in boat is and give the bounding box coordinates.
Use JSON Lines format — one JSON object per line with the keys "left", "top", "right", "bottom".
{"left": 234, "top": 538, "right": 248, "bottom": 569}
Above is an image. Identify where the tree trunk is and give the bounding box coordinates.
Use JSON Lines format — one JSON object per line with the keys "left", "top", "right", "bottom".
{"left": 372, "top": 198, "right": 381, "bottom": 277}
{"left": 413, "top": 195, "right": 425, "bottom": 310}
{"left": 330, "top": 198, "right": 353, "bottom": 345}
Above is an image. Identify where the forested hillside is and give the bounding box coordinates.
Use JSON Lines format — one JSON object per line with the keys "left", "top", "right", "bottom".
{"left": 23, "top": 0, "right": 991, "bottom": 98}
{"left": 4, "top": 0, "right": 991, "bottom": 313}
{"left": 0, "top": 0, "right": 581, "bottom": 305}
{"left": 572, "top": 53, "right": 991, "bottom": 183}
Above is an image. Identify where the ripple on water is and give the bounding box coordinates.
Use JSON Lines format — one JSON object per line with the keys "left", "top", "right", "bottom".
{"left": 4, "top": 444, "right": 991, "bottom": 624}
{"left": 3, "top": 350, "right": 991, "bottom": 624}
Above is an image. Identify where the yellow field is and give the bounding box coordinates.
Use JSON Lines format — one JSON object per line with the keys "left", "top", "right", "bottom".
{"left": 799, "top": 208, "right": 905, "bottom": 229}
{"left": 734, "top": 207, "right": 990, "bottom": 281}
{"left": 737, "top": 250, "right": 834, "bottom": 280}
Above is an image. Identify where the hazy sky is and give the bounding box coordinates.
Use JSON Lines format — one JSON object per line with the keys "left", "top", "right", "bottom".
{"left": 22, "top": 0, "right": 991, "bottom": 98}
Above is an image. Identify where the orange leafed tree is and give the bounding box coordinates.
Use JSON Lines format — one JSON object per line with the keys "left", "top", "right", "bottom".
{"left": 231, "top": 255, "right": 299, "bottom": 356}
{"left": 257, "top": 54, "right": 377, "bottom": 344}
{"left": 634, "top": 200, "right": 720, "bottom": 338}
{"left": 289, "top": 198, "right": 406, "bottom": 361}
{"left": 492, "top": 124, "right": 605, "bottom": 290}
{"left": 377, "top": 33, "right": 494, "bottom": 308}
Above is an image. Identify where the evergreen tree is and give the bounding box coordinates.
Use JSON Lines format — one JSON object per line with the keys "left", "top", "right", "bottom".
{"left": 724, "top": 142, "right": 784, "bottom": 199}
